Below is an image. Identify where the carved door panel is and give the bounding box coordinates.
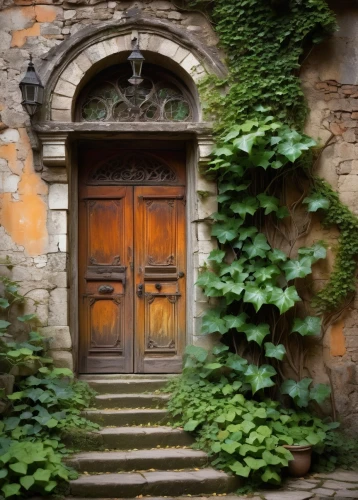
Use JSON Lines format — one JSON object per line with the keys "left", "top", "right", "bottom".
{"left": 78, "top": 149, "right": 186, "bottom": 374}
{"left": 134, "top": 186, "right": 186, "bottom": 373}
{"left": 78, "top": 186, "right": 134, "bottom": 373}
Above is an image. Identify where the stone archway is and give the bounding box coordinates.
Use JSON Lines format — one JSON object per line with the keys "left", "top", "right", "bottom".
{"left": 32, "top": 17, "right": 226, "bottom": 372}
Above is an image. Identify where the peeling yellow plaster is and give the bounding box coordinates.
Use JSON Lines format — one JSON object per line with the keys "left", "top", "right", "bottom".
{"left": 11, "top": 22, "right": 40, "bottom": 48}
{"left": 0, "top": 129, "right": 48, "bottom": 256}
{"left": 34, "top": 5, "right": 57, "bottom": 22}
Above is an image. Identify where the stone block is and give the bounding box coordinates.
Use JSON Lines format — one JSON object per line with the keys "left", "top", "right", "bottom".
{"left": 34, "top": 255, "right": 47, "bottom": 268}
{"left": 49, "top": 184, "right": 68, "bottom": 210}
{"left": 197, "top": 195, "right": 218, "bottom": 219}
{"left": 41, "top": 167, "right": 68, "bottom": 183}
{"left": 83, "top": 42, "right": 107, "bottom": 64}
{"left": 47, "top": 210, "right": 67, "bottom": 235}
{"left": 52, "top": 94, "right": 72, "bottom": 110}
{"left": 168, "top": 11, "right": 183, "bottom": 20}
{"left": 102, "top": 37, "right": 120, "bottom": 57}
{"left": 339, "top": 174, "right": 358, "bottom": 192}
{"left": 54, "top": 78, "right": 77, "bottom": 98}
{"left": 149, "top": 1, "right": 172, "bottom": 9}
{"left": 64, "top": 9, "right": 76, "bottom": 19}
{"left": 172, "top": 47, "right": 191, "bottom": 64}
{"left": 196, "top": 222, "right": 212, "bottom": 241}
{"left": 49, "top": 350, "right": 73, "bottom": 370}
{"left": 60, "top": 62, "right": 84, "bottom": 86}
{"left": 51, "top": 109, "right": 71, "bottom": 121}
{"left": 46, "top": 253, "right": 67, "bottom": 272}
{"left": 58, "top": 235, "right": 67, "bottom": 252}
{"left": 47, "top": 271, "right": 67, "bottom": 288}
{"left": 48, "top": 300, "right": 68, "bottom": 326}
{"left": 113, "top": 34, "right": 131, "bottom": 51}
{"left": 157, "top": 38, "right": 180, "bottom": 59}
{"left": 75, "top": 52, "right": 93, "bottom": 73}
{"left": 40, "top": 326, "right": 72, "bottom": 349}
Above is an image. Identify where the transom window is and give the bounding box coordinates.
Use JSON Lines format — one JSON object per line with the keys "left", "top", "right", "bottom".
{"left": 77, "top": 64, "right": 194, "bottom": 123}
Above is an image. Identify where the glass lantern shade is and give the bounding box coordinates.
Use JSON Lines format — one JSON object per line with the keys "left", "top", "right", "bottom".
{"left": 19, "top": 58, "right": 44, "bottom": 117}
{"left": 127, "top": 47, "right": 145, "bottom": 85}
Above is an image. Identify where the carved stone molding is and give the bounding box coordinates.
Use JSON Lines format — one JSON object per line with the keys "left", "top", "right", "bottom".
{"left": 197, "top": 134, "right": 215, "bottom": 170}
{"left": 38, "top": 133, "right": 68, "bottom": 167}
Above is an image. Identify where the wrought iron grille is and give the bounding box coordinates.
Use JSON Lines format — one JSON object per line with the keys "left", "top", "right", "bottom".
{"left": 80, "top": 69, "right": 192, "bottom": 123}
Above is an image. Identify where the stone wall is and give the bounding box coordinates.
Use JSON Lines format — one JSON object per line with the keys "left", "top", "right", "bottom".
{"left": 301, "top": 4, "right": 358, "bottom": 432}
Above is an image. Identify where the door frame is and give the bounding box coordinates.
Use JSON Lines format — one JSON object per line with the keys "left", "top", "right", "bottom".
{"left": 69, "top": 136, "right": 199, "bottom": 374}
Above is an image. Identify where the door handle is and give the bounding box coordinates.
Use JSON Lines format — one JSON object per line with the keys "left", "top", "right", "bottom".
{"left": 136, "top": 283, "right": 143, "bottom": 297}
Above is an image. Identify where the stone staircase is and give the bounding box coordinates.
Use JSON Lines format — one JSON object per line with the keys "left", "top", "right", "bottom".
{"left": 67, "top": 375, "right": 239, "bottom": 498}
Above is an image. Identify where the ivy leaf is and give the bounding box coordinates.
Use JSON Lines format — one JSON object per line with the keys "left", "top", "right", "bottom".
{"left": 292, "top": 316, "right": 321, "bottom": 336}
{"left": 2, "top": 484, "right": 21, "bottom": 498}
{"left": 221, "top": 281, "right": 245, "bottom": 300}
{"left": 309, "top": 384, "right": 331, "bottom": 404}
{"left": 184, "top": 345, "right": 208, "bottom": 363}
{"left": 276, "top": 206, "right": 290, "bottom": 219}
{"left": 219, "top": 182, "right": 250, "bottom": 194}
{"left": 208, "top": 249, "right": 226, "bottom": 264}
{"left": 261, "top": 467, "right": 281, "bottom": 484}
{"left": 0, "top": 298, "right": 10, "bottom": 309}
{"left": 229, "top": 461, "right": 250, "bottom": 477}
{"left": 221, "top": 442, "right": 239, "bottom": 454}
{"left": 281, "top": 378, "right": 313, "bottom": 407}
{"left": 231, "top": 196, "right": 259, "bottom": 218}
{"left": 268, "top": 286, "right": 301, "bottom": 314}
{"left": 184, "top": 420, "right": 200, "bottom": 431}
{"left": 33, "top": 468, "right": 51, "bottom": 482}
{"left": 20, "top": 476, "right": 35, "bottom": 490}
{"left": 281, "top": 257, "right": 312, "bottom": 281}
{"left": 223, "top": 313, "right": 248, "bottom": 330}
{"left": 250, "top": 150, "right": 275, "bottom": 169}
{"left": 195, "top": 271, "right": 219, "bottom": 288}
{"left": 17, "top": 313, "right": 37, "bottom": 322}
{"left": 243, "top": 285, "right": 268, "bottom": 312}
{"left": 242, "top": 233, "right": 271, "bottom": 259}
{"left": 253, "top": 265, "right": 280, "bottom": 283}
{"left": 201, "top": 310, "right": 228, "bottom": 335}
{"left": 238, "top": 226, "right": 258, "bottom": 241}
{"left": 212, "top": 219, "right": 243, "bottom": 243}
{"left": 225, "top": 354, "right": 248, "bottom": 372}
{"left": 264, "top": 342, "right": 286, "bottom": 360}
{"left": 214, "top": 146, "right": 234, "bottom": 157}
{"left": 242, "top": 323, "right": 270, "bottom": 346}
{"left": 9, "top": 462, "right": 27, "bottom": 475}
{"left": 233, "top": 130, "right": 265, "bottom": 153}
{"left": 0, "top": 320, "right": 11, "bottom": 331}
{"left": 244, "top": 364, "right": 277, "bottom": 394}
{"left": 303, "top": 194, "right": 330, "bottom": 212}
{"left": 257, "top": 194, "right": 280, "bottom": 214}
{"left": 268, "top": 249, "right": 287, "bottom": 263}
{"left": 244, "top": 457, "right": 267, "bottom": 470}
{"left": 298, "top": 242, "right": 327, "bottom": 263}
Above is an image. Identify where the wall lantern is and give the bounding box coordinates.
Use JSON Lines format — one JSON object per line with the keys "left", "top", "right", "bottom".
{"left": 19, "top": 55, "right": 44, "bottom": 117}
{"left": 127, "top": 40, "right": 145, "bottom": 86}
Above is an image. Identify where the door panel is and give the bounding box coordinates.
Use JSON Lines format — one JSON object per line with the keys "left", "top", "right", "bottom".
{"left": 135, "top": 186, "right": 186, "bottom": 373}
{"left": 78, "top": 148, "right": 186, "bottom": 374}
{"left": 78, "top": 186, "right": 134, "bottom": 373}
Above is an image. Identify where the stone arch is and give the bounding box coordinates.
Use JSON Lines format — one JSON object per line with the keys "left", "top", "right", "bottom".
{"left": 37, "top": 17, "right": 226, "bottom": 122}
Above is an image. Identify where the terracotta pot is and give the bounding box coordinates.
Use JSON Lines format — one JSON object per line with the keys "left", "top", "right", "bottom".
{"left": 283, "top": 444, "right": 312, "bottom": 477}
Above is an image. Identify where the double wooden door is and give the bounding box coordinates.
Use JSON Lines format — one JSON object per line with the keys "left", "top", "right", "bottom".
{"left": 78, "top": 149, "right": 186, "bottom": 373}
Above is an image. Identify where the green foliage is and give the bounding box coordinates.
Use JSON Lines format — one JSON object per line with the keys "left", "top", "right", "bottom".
{"left": 0, "top": 276, "right": 98, "bottom": 496}
{"left": 191, "top": 0, "right": 335, "bottom": 132}
{"left": 309, "top": 179, "right": 358, "bottom": 312}
{"left": 167, "top": 352, "right": 338, "bottom": 486}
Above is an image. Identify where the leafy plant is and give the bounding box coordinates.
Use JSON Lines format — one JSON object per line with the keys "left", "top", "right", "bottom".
{"left": 166, "top": 349, "right": 338, "bottom": 486}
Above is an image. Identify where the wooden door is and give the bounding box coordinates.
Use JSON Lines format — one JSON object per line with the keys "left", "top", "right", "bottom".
{"left": 78, "top": 149, "right": 186, "bottom": 373}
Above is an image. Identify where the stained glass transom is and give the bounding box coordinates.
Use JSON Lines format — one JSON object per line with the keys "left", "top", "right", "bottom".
{"left": 88, "top": 154, "right": 178, "bottom": 185}
{"left": 80, "top": 69, "right": 192, "bottom": 123}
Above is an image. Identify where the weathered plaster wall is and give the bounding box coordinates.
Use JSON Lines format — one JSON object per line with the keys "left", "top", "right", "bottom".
{"left": 301, "top": 4, "right": 358, "bottom": 432}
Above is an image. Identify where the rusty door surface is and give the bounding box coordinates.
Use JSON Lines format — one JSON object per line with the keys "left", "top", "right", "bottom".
{"left": 78, "top": 148, "right": 186, "bottom": 374}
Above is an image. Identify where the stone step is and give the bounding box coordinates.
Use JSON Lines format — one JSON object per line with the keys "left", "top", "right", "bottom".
{"left": 70, "top": 468, "right": 240, "bottom": 497}
{"left": 83, "top": 378, "right": 171, "bottom": 395}
{"left": 99, "top": 426, "right": 194, "bottom": 449}
{"left": 84, "top": 409, "right": 169, "bottom": 426}
{"left": 94, "top": 393, "right": 170, "bottom": 409}
{"left": 68, "top": 449, "right": 208, "bottom": 472}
